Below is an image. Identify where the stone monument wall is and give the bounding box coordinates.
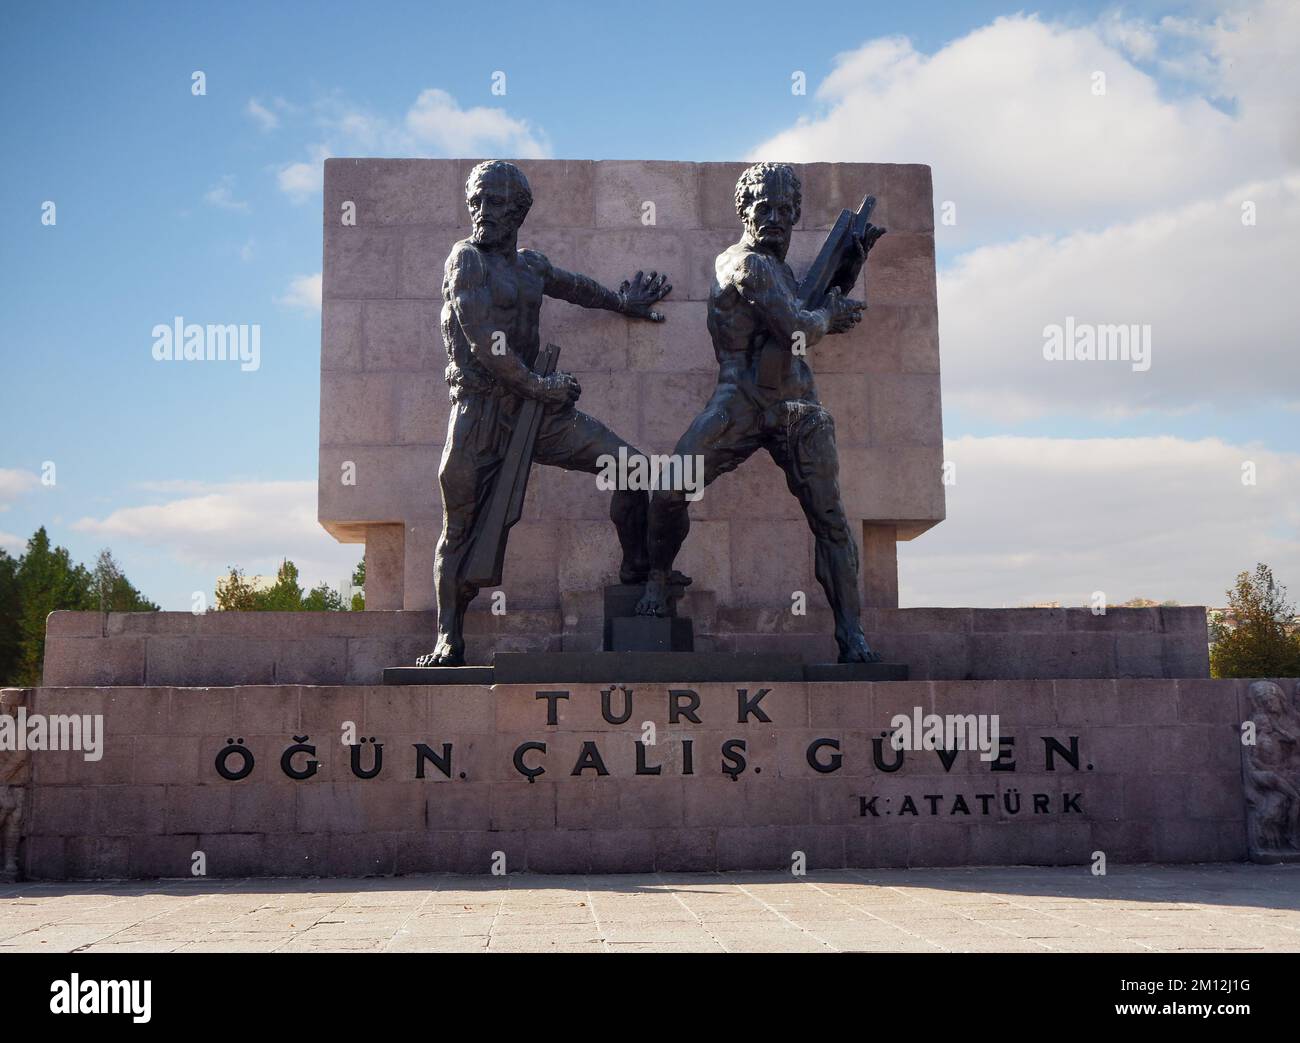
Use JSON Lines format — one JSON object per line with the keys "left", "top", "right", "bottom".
{"left": 41, "top": 606, "right": 1210, "bottom": 685}
{"left": 317, "top": 159, "right": 943, "bottom": 641}
{"left": 14, "top": 677, "right": 1255, "bottom": 879}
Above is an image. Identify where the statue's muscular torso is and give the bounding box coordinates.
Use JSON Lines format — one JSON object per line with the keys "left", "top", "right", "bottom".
{"left": 441, "top": 241, "right": 550, "bottom": 394}
{"left": 441, "top": 240, "right": 623, "bottom": 399}
{"left": 707, "top": 243, "right": 827, "bottom": 405}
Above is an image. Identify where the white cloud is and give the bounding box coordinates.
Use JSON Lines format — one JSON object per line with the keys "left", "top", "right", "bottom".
{"left": 749, "top": 3, "right": 1300, "bottom": 420}
{"left": 899, "top": 434, "right": 1300, "bottom": 607}
{"left": 0, "top": 531, "right": 22, "bottom": 555}
{"left": 277, "top": 162, "right": 319, "bottom": 197}
{"left": 0, "top": 468, "right": 39, "bottom": 509}
{"left": 204, "top": 175, "right": 250, "bottom": 212}
{"left": 274, "top": 88, "right": 549, "bottom": 201}
{"left": 752, "top": 5, "right": 1298, "bottom": 246}
{"left": 1158, "top": 3, "right": 1300, "bottom": 166}
{"left": 939, "top": 174, "right": 1300, "bottom": 420}
{"left": 276, "top": 272, "right": 322, "bottom": 312}
{"left": 1097, "top": 11, "right": 1159, "bottom": 62}
{"left": 132, "top": 480, "right": 216, "bottom": 494}
{"left": 277, "top": 146, "right": 329, "bottom": 200}
{"left": 246, "top": 97, "right": 279, "bottom": 132}
{"left": 72, "top": 480, "right": 357, "bottom": 591}
{"left": 402, "top": 88, "right": 549, "bottom": 157}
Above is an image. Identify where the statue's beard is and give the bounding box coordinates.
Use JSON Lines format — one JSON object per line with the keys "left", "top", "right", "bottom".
{"left": 748, "top": 222, "right": 789, "bottom": 256}
{"left": 470, "top": 224, "right": 509, "bottom": 250}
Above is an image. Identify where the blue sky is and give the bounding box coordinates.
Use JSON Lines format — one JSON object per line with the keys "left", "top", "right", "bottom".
{"left": 1, "top": 0, "right": 1296, "bottom": 609}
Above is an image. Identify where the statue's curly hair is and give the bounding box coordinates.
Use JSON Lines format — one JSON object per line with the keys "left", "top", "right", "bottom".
{"left": 465, "top": 160, "right": 533, "bottom": 222}
{"left": 734, "top": 162, "right": 801, "bottom": 221}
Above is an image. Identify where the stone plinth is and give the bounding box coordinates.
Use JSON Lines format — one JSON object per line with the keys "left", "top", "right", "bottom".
{"left": 42, "top": 606, "right": 1211, "bottom": 687}
{"left": 13, "top": 677, "right": 1259, "bottom": 880}
{"left": 318, "top": 158, "right": 944, "bottom": 622}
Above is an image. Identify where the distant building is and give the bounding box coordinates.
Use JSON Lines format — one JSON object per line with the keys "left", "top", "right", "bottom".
{"left": 1207, "top": 608, "right": 1300, "bottom": 638}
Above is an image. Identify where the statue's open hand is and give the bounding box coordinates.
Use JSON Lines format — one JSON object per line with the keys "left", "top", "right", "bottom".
{"left": 858, "top": 222, "right": 886, "bottom": 255}
{"left": 539, "top": 372, "right": 581, "bottom": 407}
{"left": 618, "top": 270, "right": 671, "bottom": 321}
{"left": 825, "top": 286, "right": 865, "bottom": 334}
{"left": 843, "top": 224, "right": 886, "bottom": 268}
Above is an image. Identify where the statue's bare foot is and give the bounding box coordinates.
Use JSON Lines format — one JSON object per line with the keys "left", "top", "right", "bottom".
{"left": 416, "top": 638, "right": 464, "bottom": 667}
{"left": 635, "top": 574, "right": 671, "bottom": 617}
{"left": 838, "top": 630, "right": 883, "bottom": 664}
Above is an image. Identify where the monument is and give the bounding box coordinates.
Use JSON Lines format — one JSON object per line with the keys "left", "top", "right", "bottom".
{"left": 6, "top": 158, "right": 1295, "bottom": 881}
{"left": 397, "top": 159, "right": 904, "bottom": 685}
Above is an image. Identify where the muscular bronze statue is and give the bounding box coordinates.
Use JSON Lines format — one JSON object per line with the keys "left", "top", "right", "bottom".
{"left": 636, "top": 162, "right": 884, "bottom": 663}
{"left": 421, "top": 160, "right": 670, "bottom": 667}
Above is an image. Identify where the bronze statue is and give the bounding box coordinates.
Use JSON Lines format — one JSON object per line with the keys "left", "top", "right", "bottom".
{"left": 420, "top": 160, "right": 671, "bottom": 667}
{"left": 636, "top": 162, "right": 885, "bottom": 663}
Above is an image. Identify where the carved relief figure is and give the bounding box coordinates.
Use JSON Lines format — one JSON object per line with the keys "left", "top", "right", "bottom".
{"left": 0, "top": 693, "right": 29, "bottom": 882}
{"left": 1243, "top": 680, "right": 1300, "bottom": 857}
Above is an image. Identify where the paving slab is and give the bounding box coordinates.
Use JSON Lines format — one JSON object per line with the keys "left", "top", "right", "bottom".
{"left": 1, "top": 863, "right": 1298, "bottom": 953}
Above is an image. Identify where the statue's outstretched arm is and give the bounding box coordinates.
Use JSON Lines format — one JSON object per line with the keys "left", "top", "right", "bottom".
{"left": 534, "top": 251, "right": 669, "bottom": 321}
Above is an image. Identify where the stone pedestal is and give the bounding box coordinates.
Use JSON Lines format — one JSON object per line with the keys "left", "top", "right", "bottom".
{"left": 40, "top": 606, "right": 1214, "bottom": 685}
{"left": 608, "top": 617, "right": 694, "bottom": 652}
{"left": 602, "top": 583, "right": 692, "bottom": 652}
{"left": 13, "top": 677, "right": 1259, "bottom": 880}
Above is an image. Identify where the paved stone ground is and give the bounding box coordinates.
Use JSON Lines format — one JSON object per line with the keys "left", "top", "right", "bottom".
{"left": 2, "top": 863, "right": 1298, "bottom": 953}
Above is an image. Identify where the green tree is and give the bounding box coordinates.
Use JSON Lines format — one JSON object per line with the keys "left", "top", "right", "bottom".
{"left": 260, "top": 559, "right": 305, "bottom": 612}
{"left": 0, "top": 550, "right": 20, "bottom": 684}
{"left": 13, "top": 528, "right": 94, "bottom": 684}
{"left": 92, "top": 548, "right": 159, "bottom": 613}
{"left": 0, "top": 532, "right": 155, "bottom": 685}
{"left": 1210, "top": 564, "right": 1300, "bottom": 678}
{"left": 350, "top": 556, "right": 365, "bottom": 611}
{"left": 302, "top": 581, "right": 344, "bottom": 611}
{"left": 214, "top": 566, "right": 260, "bottom": 611}
{"left": 212, "top": 559, "right": 354, "bottom": 612}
